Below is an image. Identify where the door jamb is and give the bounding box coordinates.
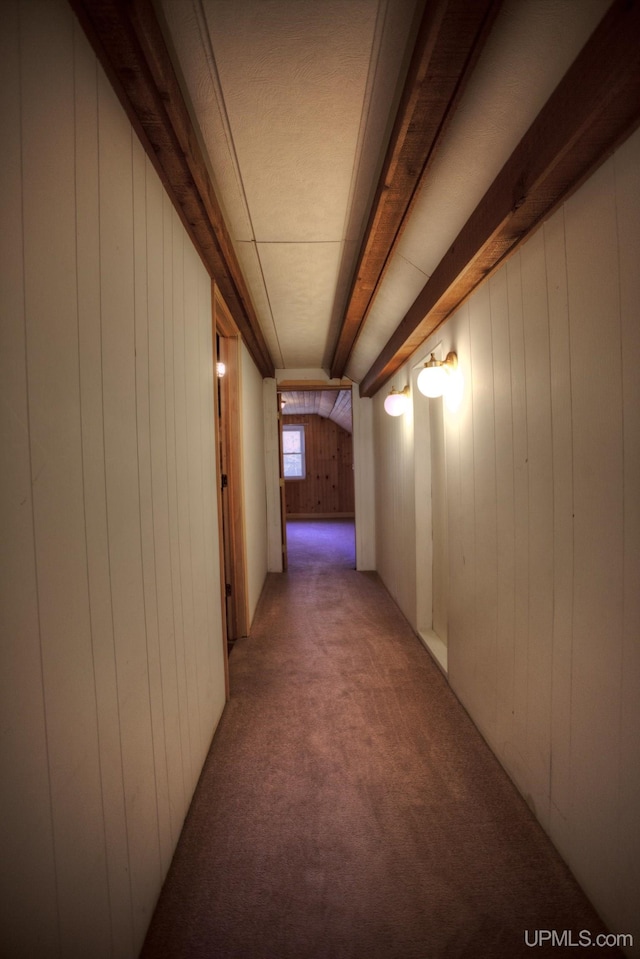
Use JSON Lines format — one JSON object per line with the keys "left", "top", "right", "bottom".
{"left": 213, "top": 285, "right": 249, "bottom": 694}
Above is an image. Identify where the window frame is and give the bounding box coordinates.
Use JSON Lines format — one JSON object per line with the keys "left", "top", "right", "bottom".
{"left": 282, "top": 423, "right": 306, "bottom": 480}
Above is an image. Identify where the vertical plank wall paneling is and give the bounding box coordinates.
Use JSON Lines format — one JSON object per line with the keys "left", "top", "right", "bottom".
{"left": 164, "top": 200, "right": 192, "bottom": 812}
{"left": 373, "top": 127, "right": 640, "bottom": 950}
{"left": 520, "top": 227, "right": 554, "bottom": 831}
{"left": 263, "top": 377, "right": 284, "bottom": 572}
{"left": 352, "top": 384, "right": 376, "bottom": 572}
{"left": 133, "top": 136, "right": 172, "bottom": 879}
{"left": 565, "top": 158, "right": 624, "bottom": 915}
{"left": 544, "top": 205, "right": 574, "bottom": 842}
{"left": 448, "top": 307, "right": 477, "bottom": 706}
{"left": 412, "top": 379, "right": 433, "bottom": 637}
{"left": 374, "top": 370, "right": 417, "bottom": 630}
{"left": 428, "top": 395, "right": 447, "bottom": 643}
{"left": 241, "top": 343, "right": 269, "bottom": 623}
{"left": 0, "top": 2, "right": 59, "bottom": 953}
{"left": 100, "top": 63, "right": 161, "bottom": 946}
{"left": 505, "top": 252, "right": 531, "bottom": 801}
{"left": 470, "top": 282, "right": 498, "bottom": 744}
{"left": 488, "top": 266, "right": 516, "bottom": 772}
{"left": 146, "top": 148, "right": 183, "bottom": 857}
{"left": 616, "top": 129, "right": 640, "bottom": 920}
{"left": 0, "top": 3, "right": 227, "bottom": 956}
{"left": 23, "top": 3, "right": 110, "bottom": 953}
{"left": 76, "top": 26, "right": 133, "bottom": 956}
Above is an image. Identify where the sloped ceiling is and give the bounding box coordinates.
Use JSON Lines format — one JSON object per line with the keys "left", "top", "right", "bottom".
{"left": 281, "top": 390, "right": 353, "bottom": 434}
{"left": 73, "top": 0, "right": 640, "bottom": 396}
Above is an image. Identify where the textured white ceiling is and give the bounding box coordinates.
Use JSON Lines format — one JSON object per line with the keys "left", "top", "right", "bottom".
{"left": 159, "top": 0, "right": 611, "bottom": 387}
{"left": 202, "top": 0, "right": 378, "bottom": 243}
{"left": 345, "top": 0, "right": 611, "bottom": 382}
{"left": 160, "top": 0, "right": 422, "bottom": 370}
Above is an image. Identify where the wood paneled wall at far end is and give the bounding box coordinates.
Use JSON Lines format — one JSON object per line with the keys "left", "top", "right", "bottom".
{"left": 283, "top": 414, "right": 354, "bottom": 516}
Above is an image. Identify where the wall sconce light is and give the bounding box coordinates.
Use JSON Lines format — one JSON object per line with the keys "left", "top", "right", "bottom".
{"left": 216, "top": 361, "right": 226, "bottom": 378}
{"left": 384, "top": 385, "right": 410, "bottom": 417}
{"left": 417, "top": 352, "right": 458, "bottom": 398}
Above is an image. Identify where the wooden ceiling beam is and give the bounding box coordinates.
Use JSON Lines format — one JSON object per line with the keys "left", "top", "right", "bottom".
{"left": 69, "top": 0, "right": 275, "bottom": 378}
{"left": 329, "top": 0, "right": 501, "bottom": 379}
{"left": 359, "top": 0, "right": 640, "bottom": 398}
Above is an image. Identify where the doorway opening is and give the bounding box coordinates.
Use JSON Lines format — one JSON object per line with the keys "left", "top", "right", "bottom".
{"left": 214, "top": 287, "right": 249, "bottom": 683}
{"left": 277, "top": 387, "right": 355, "bottom": 570}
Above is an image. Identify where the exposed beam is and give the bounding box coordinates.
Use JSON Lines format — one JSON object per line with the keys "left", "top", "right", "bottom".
{"left": 69, "top": 0, "right": 275, "bottom": 379}
{"left": 330, "top": 0, "right": 501, "bottom": 379}
{"left": 359, "top": 0, "right": 640, "bottom": 398}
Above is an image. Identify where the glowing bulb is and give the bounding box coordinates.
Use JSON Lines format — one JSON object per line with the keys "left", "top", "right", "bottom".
{"left": 384, "top": 388, "right": 409, "bottom": 416}
{"left": 417, "top": 364, "right": 447, "bottom": 397}
{"left": 417, "top": 352, "right": 458, "bottom": 399}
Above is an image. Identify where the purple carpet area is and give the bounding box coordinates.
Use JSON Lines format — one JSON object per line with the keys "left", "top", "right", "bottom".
{"left": 286, "top": 518, "right": 355, "bottom": 569}
{"left": 141, "top": 567, "right": 621, "bottom": 959}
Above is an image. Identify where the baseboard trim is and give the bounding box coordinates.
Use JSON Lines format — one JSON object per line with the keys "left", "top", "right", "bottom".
{"left": 418, "top": 629, "right": 448, "bottom": 676}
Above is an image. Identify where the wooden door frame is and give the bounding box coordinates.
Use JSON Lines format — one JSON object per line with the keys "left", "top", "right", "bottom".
{"left": 213, "top": 285, "right": 249, "bottom": 694}
{"left": 276, "top": 381, "right": 355, "bottom": 555}
{"left": 277, "top": 394, "right": 288, "bottom": 570}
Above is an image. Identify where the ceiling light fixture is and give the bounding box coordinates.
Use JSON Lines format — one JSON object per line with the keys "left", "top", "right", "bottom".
{"left": 384, "top": 385, "right": 410, "bottom": 417}
{"left": 416, "top": 352, "right": 458, "bottom": 398}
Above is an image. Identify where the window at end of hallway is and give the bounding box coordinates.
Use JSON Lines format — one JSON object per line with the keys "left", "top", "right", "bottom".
{"left": 283, "top": 424, "right": 305, "bottom": 479}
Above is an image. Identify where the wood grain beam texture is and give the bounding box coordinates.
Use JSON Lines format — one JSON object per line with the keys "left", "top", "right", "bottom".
{"left": 330, "top": 0, "right": 501, "bottom": 379}
{"left": 69, "top": 0, "right": 275, "bottom": 379}
{"left": 359, "top": 0, "right": 640, "bottom": 398}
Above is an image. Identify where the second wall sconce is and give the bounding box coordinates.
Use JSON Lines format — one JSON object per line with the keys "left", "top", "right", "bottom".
{"left": 417, "top": 352, "right": 458, "bottom": 398}
{"left": 384, "top": 385, "right": 410, "bottom": 417}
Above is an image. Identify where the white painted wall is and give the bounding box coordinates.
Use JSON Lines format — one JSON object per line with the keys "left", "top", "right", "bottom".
{"left": 241, "top": 342, "right": 268, "bottom": 621}
{"left": 0, "top": 3, "right": 227, "bottom": 956}
{"left": 373, "top": 128, "right": 640, "bottom": 953}
{"left": 352, "top": 384, "right": 376, "bottom": 571}
{"left": 374, "top": 367, "right": 417, "bottom": 629}
{"left": 263, "top": 377, "right": 283, "bottom": 572}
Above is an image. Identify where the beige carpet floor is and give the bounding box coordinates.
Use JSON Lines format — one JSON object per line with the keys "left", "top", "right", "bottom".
{"left": 141, "top": 565, "right": 620, "bottom": 959}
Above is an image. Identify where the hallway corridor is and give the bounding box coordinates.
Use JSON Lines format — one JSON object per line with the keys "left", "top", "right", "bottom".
{"left": 141, "top": 569, "right": 618, "bottom": 959}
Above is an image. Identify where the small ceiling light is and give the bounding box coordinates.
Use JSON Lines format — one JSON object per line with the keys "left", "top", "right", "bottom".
{"left": 216, "top": 361, "right": 226, "bottom": 378}
{"left": 417, "top": 352, "right": 458, "bottom": 398}
{"left": 384, "top": 385, "right": 410, "bottom": 417}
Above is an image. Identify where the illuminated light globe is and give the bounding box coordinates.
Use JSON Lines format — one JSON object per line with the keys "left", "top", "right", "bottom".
{"left": 384, "top": 387, "right": 409, "bottom": 417}
{"left": 417, "top": 363, "right": 448, "bottom": 397}
{"left": 417, "top": 351, "right": 458, "bottom": 398}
